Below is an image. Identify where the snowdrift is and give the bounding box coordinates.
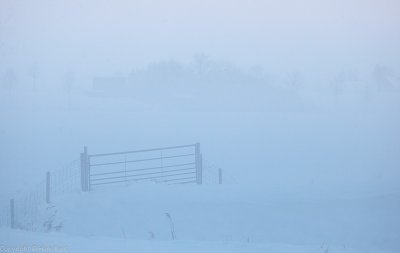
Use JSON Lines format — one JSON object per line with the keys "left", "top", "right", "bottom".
{"left": 31, "top": 183, "right": 400, "bottom": 251}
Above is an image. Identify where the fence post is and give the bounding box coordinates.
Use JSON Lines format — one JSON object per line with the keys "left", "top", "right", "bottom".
{"left": 199, "top": 154, "right": 202, "bottom": 184}
{"left": 46, "top": 171, "right": 51, "bottom": 204}
{"left": 10, "top": 199, "right": 15, "bottom": 229}
{"left": 86, "top": 146, "right": 91, "bottom": 191}
{"left": 80, "top": 152, "right": 85, "bottom": 191}
{"left": 80, "top": 146, "right": 89, "bottom": 192}
{"left": 195, "top": 143, "right": 202, "bottom": 184}
{"left": 218, "top": 168, "right": 222, "bottom": 184}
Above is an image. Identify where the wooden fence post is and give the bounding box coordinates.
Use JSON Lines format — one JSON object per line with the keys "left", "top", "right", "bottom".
{"left": 80, "top": 146, "right": 89, "bottom": 192}
{"left": 86, "top": 146, "right": 91, "bottom": 191}
{"left": 195, "top": 143, "right": 202, "bottom": 184}
{"left": 46, "top": 171, "right": 50, "bottom": 204}
{"left": 10, "top": 199, "right": 15, "bottom": 229}
{"left": 80, "top": 152, "right": 85, "bottom": 191}
{"left": 199, "top": 154, "right": 202, "bottom": 184}
{"left": 218, "top": 168, "right": 222, "bottom": 184}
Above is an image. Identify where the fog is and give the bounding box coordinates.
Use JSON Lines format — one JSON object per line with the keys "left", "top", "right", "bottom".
{"left": 0, "top": 0, "right": 400, "bottom": 251}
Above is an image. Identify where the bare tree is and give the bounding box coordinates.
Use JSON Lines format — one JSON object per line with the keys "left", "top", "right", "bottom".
{"left": 2, "top": 68, "right": 17, "bottom": 91}
{"left": 331, "top": 73, "right": 345, "bottom": 100}
{"left": 29, "top": 65, "right": 39, "bottom": 91}
{"left": 372, "top": 65, "right": 395, "bottom": 92}
{"left": 64, "top": 71, "right": 75, "bottom": 95}
{"left": 64, "top": 71, "right": 75, "bottom": 108}
{"left": 286, "top": 71, "right": 302, "bottom": 90}
{"left": 192, "top": 53, "right": 210, "bottom": 76}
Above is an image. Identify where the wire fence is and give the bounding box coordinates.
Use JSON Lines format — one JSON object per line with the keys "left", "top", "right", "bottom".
{"left": 0, "top": 145, "right": 230, "bottom": 231}
{"left": 0, "top": 204, "right": 10, "bottom": 227}
{"left": 202, "top": 158, "right": 238, "bottom": 185}
{"left": 51, "top": 159, "right": 81, "bottom": 196}
{"left": 13, "top": 180, "right": 46, "bottom": 231}
{"left": 0, "top": 158, "right": 80, "bottom": 231}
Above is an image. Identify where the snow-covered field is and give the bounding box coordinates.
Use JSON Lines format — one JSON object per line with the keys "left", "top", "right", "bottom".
{"left": 2, "top": 183, "right": 399, "bottom": 253}
{"left": 1, "top": 89, "right": 399, "bottom": 253}
{"left": 1, "top": 228, "right": 395, "bottom": 253}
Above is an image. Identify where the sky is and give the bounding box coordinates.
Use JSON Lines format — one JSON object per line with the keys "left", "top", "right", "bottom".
{"left": 0, "top": 0, "right": 399, "bottom": 198}
{"left": 1, "top": 0, "right": 399, "bottom": 75}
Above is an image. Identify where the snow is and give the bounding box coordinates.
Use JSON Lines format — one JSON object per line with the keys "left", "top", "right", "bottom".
{"left": 0, "top": 228, "right": 395, "bottom": 253}
{"left": 4, "top": 183, "right": 398, "bottom": 252}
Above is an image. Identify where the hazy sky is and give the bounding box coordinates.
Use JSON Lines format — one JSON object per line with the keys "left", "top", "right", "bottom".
{"left": 1, "top": 0, "right": 399, "bottom": 75}
{"left": 1, "top": 0, "right": 399, "bottom": 198}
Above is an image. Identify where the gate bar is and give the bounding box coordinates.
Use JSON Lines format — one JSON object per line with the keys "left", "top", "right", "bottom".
{"left": 90, "top": 153, "right": 195, "bottom": 167}
{"left": 91, "top": 172, "right": 196, "bottom": 186}
{"left": 89, "top": 144, "right": 196, "bottom": 158}
{"left": 91, "top": 168, "right": 196, "bottom": 182}
{"left": 91, "top": 162, "right": 195, "bottom": 177}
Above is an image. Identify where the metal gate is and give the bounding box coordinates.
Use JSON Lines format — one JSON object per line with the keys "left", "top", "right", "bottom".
{"left": 80, "top": 143, "right": 202, "bottom": 191}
